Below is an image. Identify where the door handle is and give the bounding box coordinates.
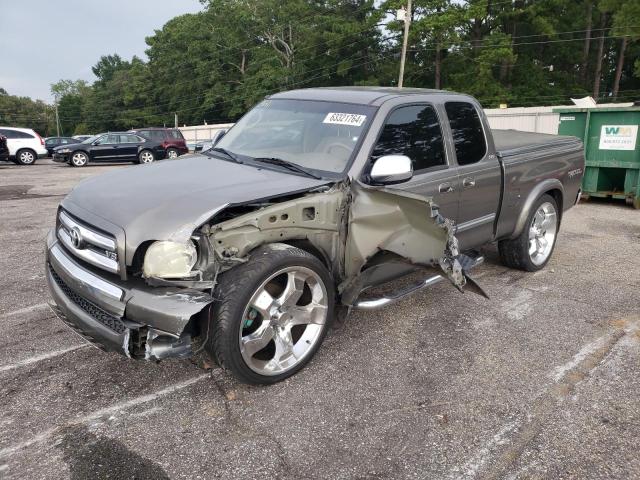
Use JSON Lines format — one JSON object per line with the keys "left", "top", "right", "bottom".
{"left": 463, "top": 177, "right": 476, "bottom": 188}
{"left": 438, "top": 182, "right": 454, "bottom": 193}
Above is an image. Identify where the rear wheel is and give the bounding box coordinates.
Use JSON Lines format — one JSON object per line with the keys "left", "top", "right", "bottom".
{"left": 499, "top": 194, "right": 559, "bottom": 271}
{"left": 70, "top": 151, "right": 88, "bottom": 167}
{"left": 167, "top": 148, "right": 179, "bottom": 159}
{"left": 138, "top": 150, "right": 155, "bottom": 164}
{"left": 206, "top": 243, "right": 334, "bottom": 384}
{"left": 16, "top": 149, "right": 36, "bottom": 165}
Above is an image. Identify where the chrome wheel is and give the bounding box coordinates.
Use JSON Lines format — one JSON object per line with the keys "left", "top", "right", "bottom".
{"left": 139, "top": 151, "right": 155, "bottom": 163}
{"left": 167, "top": 149, "right": 178, "bottom": 159}
{"left": 528, "top": 201, "right": 557, "bottom": 266}
{"left": 18, "top": 150, "right": 35, "bottom": 164}
{"left": 239, "top": 266, "right": 329, "bottom": 376}
{"left": 71, "top": 152, "right": 87, "bottom": 167}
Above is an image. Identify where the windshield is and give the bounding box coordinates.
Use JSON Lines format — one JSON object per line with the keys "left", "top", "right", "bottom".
{"left": 81, "top": 135, "right": 101, "bottom": 144}
{"left": 215, "top": 99, "right": 375, "bottom": 175}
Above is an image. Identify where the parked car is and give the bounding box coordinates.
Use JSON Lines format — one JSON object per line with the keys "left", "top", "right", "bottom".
{"left": 0, "top": 134, "right": 9, "bottom": 162}
{"left": 45, "top": 87, "right": 584, "bottom": 385}
{"left": 129, "top": 127, "right": 188, "bottom": 159}
{"left": 72, "top": 135, "right": 93, "bottom": 142}
{"left": 45, "top": 136, "right": 79, "bottom": 156}
{"left": 52, "top": 132, "right": 166, "bottom": 167}
{"left": 0, "top": 127, "right": 48, "bottom": 165}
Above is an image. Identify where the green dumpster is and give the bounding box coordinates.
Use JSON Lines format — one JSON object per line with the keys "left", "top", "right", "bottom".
{"left": 554, "top": 106, "right": 640, "bottom": 209}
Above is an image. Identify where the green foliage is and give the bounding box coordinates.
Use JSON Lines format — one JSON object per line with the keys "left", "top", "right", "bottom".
{"left": 4, "top": 0, "right": 638, "bottom": 134}
{"left": 0, "top": 89, "right": 54, "bottom": 135}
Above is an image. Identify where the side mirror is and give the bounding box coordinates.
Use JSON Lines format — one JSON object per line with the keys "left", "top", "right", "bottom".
{"left": 369, "top": 155, "right": 413, "bottom": 185}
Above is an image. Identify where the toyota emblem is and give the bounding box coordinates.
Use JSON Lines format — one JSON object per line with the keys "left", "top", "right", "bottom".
{"left": 70, "top": 227, "right": 84, "bottom": 249}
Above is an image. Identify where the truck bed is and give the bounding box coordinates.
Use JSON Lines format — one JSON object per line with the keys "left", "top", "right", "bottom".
{"left": 493, "top": 130, "right": 582, "bottom": 158}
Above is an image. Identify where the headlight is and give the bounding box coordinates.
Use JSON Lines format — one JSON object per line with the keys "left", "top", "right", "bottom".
{"left": 142, "top": 241, "right": 197, "bottom": 278}
{"left": 58, "top": 148, "right": 71, "bottom": 153}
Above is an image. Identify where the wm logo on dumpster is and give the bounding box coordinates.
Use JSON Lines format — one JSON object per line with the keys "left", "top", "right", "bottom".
{"left": 604, "top": 126, "right": 634, "bottom": 136}
{"left": 599, "top": 125, "right": 638, "bottom": 151}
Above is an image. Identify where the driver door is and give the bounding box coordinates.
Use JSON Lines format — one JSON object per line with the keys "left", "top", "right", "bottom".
{"left": 368, "top": 103, "right": 460, "bottom": 221}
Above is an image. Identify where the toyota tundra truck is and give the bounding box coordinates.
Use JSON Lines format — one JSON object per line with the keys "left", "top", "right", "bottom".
{"left": 46, "top": 87, "right": 584, "bottom": 384}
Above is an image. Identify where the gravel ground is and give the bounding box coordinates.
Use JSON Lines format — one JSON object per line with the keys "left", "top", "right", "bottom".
{"left": 1, "top": 158, "right": 639, "bottom": 480}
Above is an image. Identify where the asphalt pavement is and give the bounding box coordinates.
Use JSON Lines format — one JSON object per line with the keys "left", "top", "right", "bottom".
{"left": 1, "top": 158, "right": 639, "bottom": 479}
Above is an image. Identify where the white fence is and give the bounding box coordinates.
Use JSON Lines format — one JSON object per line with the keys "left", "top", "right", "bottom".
{"left": 178, "top": 123, "right": 234, "bottom": 150}
{"left": 484, "top": 102, "right": 633, "bottom": 134}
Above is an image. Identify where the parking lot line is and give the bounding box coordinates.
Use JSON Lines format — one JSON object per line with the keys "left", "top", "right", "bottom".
{"left": 0, "top": 344, "right": 89, "bottom": 373}
{"left": 1, "top": 303, "right": 49, "bottom": 318}
{"left": 0, "top": 373, "right": 211, "bottom": 458}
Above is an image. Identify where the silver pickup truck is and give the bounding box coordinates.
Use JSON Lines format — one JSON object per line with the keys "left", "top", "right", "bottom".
{"left": 46, "top": 87, "right": 584, "bottom": 384}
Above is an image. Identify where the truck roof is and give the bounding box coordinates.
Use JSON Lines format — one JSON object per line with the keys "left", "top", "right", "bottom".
{"left": 270, "top": 86, "right": 470, "bottom": 106}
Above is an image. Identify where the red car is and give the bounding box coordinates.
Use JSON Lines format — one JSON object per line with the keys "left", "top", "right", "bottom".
{"left": 129, "top": 128, "right": 188, "bottom": 159}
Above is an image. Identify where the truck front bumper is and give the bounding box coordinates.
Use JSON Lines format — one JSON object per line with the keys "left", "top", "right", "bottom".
{"left": 45, "top": 229, "right": 213, "bottom": 359}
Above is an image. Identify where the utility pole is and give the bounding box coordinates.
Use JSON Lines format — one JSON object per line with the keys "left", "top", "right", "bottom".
{"left": 398, "top": 0, "right": 412, "bottom": 88}
{"left": 174, "top": 112, "right": 178, "bottom": 128}
{"left": 54, "top": 95, "right": 61, "bottom": 137}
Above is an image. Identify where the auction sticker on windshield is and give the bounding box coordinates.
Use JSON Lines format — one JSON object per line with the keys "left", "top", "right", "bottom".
{"left": 323, "top": 112, "right": 367, "bottom": 126}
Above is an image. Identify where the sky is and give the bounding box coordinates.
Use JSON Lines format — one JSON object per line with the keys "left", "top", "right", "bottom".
{"left": 0, "top": 0, "right": 204, "bottom": 103}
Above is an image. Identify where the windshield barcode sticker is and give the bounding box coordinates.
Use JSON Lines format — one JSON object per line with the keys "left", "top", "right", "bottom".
{"left": 323, "top": 113, "right": 366, "bottom": 126}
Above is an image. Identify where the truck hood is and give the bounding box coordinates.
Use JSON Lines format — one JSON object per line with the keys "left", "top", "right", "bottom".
{"left": 62, "top": 155, "right": 329, "bottom": 264}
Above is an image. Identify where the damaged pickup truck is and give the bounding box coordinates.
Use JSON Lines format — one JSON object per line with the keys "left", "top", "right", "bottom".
{"left": 46, "top": 87, "right": 584, "bottom": 384}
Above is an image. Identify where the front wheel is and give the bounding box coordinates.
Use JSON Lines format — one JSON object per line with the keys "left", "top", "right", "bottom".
{"left": 138, "top": 150, "right": 155, "bottom": 164}
{"left": 70, "top": 151, "right": 88, "bottom": 167}
{"left": 206, "top": 243, "right": 334, "bottom": 384}
{"left": 16, "top": 149, "right": 36, "bottom": 165}
{"left": 498, "top": 194, "right": 559, "bottom": 271}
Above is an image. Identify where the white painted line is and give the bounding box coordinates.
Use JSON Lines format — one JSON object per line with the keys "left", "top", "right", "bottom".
{"left": 0, "top": 373, "right": 210, "bottom": 457}
{"left": 448, "top": 420, "right": 521, "bottom": 479}
{"left": 1, "top": 303, "right": 49, "bottom": 318}
{"left": 0, "top": 345, "right": 88, "bottom": 373}
{"left": 551, "top": 335, "right": 608, "bottom": 382}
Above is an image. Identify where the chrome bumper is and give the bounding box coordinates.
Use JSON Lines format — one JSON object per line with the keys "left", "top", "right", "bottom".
{"left": 45, "top": 229, "right": 213, "bottom": 358}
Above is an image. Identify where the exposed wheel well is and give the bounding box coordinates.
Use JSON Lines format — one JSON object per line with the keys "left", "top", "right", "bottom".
{"left": 282, "top": 239, "right": 331, "bottom": 270}
{"left": 546, "top": 188, "right": 563, "bottom": 223}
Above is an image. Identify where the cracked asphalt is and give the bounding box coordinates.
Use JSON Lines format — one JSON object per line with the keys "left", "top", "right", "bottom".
{"left": 1, "top": 158, "right": 639, "bottom": 479}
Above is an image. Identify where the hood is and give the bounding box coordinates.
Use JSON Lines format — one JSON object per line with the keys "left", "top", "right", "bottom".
{"left": 62, "top": 155, "right": 329, "bottom": 263}
{"left": 54, "top": 142, "right": 84, "bottom": 151}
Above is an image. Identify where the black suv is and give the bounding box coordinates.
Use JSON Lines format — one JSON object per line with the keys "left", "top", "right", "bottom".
{"left": 0, "top": 134, "right": 8, "bottom": 162}
{"left": 52, "top": 132, "right": 166, "bottom": 167}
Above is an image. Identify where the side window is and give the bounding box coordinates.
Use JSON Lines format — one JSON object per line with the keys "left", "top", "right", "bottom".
{"left": 94, "top": 135, "right": 109, "bottom": 145}
{"left": 170, "top": 129, "right": 184, "bottom": 139}
{"left": 445, "top": 102, "right": 487, "bottom": 166}
{"left": 371, "top": 105, "right": 446, "bottom": 173}
{"left": 107, "top": 134, "right": 120, "bottom": 144}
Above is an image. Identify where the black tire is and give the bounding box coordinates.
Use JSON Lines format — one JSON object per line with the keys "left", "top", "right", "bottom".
{"left": 16, "top": 149, "right": 37, "bottom": 165}
{"left": 138, "top": 149, "right": 155, "bottom": 164}
{"left": 70, "top": 151, "right": 88, "bottom": 167}
{"left": 166, "top": 148, "right": 179, "bottom": 159}
{"left": 206, "top": 243, "right": 335, "bottom": 384}
{"left": 498, "top": 193, "right": 559, "bottom": 272}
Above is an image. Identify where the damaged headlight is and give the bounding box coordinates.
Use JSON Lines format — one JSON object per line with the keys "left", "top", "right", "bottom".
{"left": 142, "top": 241, "right": 198, "bottom": 279}
{"left": 57, "top": 148, "right": 72, "bottom": 153}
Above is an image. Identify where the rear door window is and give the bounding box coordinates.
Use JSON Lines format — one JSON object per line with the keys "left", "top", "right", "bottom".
{"left": 169, "top": 129, "right": 184, "bottom": 139}
{"left": 371, "top": 104, "right": 446, "bottom": 173}
{"left": 444, "top": 102, "right": 487, "bottom": 165}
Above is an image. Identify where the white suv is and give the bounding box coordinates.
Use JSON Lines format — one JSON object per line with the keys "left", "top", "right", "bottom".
{"left": 0, "top": 127, "right": 48, "bottom": 165}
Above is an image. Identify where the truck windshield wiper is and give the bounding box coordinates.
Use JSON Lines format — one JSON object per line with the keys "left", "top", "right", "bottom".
{"left": 206, "top": 147, "right": 242, "bottom": 164}
{"left": 251, "top": 157, "right": 321, "bottom": 179}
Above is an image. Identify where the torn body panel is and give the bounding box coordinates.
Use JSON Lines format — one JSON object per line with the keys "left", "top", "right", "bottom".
{"left": 206, "top": 181, "right": 473, "bottom": 307}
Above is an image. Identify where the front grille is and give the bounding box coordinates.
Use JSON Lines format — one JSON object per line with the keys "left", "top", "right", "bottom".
{"left": 57, "top": 210, "right": 119, "bottom": 274}
{"left": 49, "top": 264, "right": 126, "bottom": 334}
